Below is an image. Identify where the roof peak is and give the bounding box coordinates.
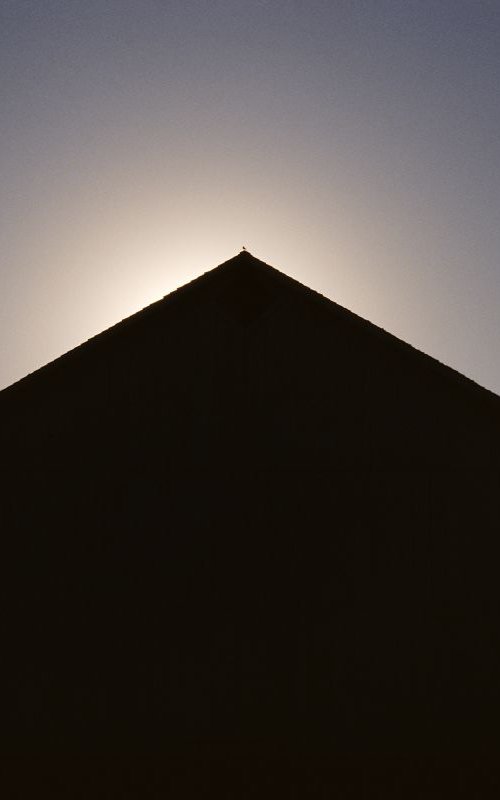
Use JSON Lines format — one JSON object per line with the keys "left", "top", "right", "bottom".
{"left": 219, "top": 248, "right": 260, "bottom": 267}
{"left": 2, "top": 249, "right": 499, "bottom": 406}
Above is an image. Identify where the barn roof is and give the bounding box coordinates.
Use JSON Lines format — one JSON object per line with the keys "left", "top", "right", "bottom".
{"left": 1, "top": 249, "right": 499, "bottom": 408}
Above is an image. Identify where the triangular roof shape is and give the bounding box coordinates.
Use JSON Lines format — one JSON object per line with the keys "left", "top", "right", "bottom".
{"left": 1, "top": 250, "right": 500, "bottom": 795}
{"left": 2, "top": 248, "right": 499, "bottom": 406}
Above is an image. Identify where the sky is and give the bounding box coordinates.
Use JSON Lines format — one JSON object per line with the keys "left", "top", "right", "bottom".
{"left": 1, "top": 0, "right": 500, "bottom": 393}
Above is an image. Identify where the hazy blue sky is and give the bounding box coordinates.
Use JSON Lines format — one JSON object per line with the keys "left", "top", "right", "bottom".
{"left": 1, "top": 0, "right": 500, "bottom": 392}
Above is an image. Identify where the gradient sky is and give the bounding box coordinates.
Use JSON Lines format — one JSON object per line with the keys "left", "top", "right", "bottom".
{"left": 1, "top": 0, "right": 500, "bottom": 393}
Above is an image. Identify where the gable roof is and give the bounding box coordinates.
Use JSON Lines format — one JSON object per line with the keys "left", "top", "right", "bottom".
{"left": 1, "top": 249, "right": 499, "bottom": 409}
{"left": 2, "top": 250, "right": 500, "bottom": 772}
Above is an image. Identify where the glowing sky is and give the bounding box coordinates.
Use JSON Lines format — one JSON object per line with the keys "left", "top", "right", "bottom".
{"left": 2, "top": 1, "right": 500, "bottom": 393}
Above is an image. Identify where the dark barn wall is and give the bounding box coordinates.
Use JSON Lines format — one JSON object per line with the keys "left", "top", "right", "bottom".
{"left": 1, "top": 252, "right": 499, "bottom": 795}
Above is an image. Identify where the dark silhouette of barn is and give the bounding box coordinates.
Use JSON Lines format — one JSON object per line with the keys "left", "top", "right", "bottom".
{"left": 1, "top": 250, "right": 499, "bottom": 796}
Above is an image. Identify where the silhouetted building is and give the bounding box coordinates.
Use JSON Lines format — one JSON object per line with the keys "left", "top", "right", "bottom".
{"left": 1, "top": 251, "right": 499, "bottom": 796}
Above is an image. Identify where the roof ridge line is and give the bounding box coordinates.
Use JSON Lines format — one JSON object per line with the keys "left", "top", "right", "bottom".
{"left": 1, "top": 250, "right": 499, "bottom": 406}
